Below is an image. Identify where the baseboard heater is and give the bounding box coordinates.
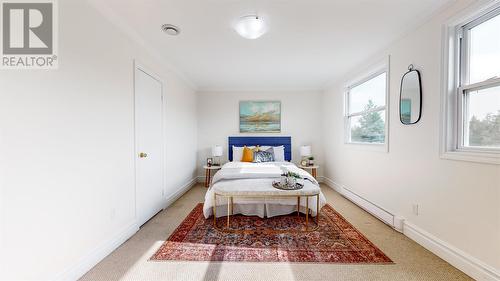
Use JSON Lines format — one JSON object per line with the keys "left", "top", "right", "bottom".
{"left": 331, "top": 182, "right": 404, "bottom": 232}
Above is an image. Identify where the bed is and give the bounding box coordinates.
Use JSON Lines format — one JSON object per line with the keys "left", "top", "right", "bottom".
{"left": 203, "top": 136, "right": 326, "bottom": 219}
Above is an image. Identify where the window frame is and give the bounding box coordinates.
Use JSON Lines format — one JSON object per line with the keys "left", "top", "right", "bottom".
{"left": 344, "top": 60, "right": 390, "bottom": 152}
{"left": 441, "top": 1, "right": 500, "bottom": 164}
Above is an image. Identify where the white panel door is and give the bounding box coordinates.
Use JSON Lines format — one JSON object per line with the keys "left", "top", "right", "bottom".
{"left": 135, "top": 67, "right": 164, "bottom": 227}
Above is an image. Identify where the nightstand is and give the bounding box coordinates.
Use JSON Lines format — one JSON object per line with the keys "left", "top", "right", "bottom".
{"left": 299, "top": 165, "right": 319, "bottom": 179}
{"left": 203, "top": 165, "right": 221, "bottom": 187}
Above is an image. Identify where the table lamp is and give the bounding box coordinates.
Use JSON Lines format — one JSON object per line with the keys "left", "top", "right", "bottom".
{"left": 212, "top": 145, "right": 223, "bottom": 166}
{"left": 300, "top": 145, "right": 312, "bottom": 166}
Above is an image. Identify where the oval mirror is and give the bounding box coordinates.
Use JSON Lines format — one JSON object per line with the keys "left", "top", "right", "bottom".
{"left": 400, "top": 65, "right": 422, "bottom": 124}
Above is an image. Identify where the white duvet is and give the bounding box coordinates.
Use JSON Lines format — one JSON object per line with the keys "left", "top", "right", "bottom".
{"left": 203, "top": 161, "right": 326, "bottom": 218}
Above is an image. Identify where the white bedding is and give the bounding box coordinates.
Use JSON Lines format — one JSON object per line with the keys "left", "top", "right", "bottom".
{"left": 203, "top": 161, "right": 326, "bottom": 218}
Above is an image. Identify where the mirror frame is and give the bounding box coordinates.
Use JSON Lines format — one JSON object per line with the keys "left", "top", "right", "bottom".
{"left": 399, "top": 65, "right": 422, "bottom": 125}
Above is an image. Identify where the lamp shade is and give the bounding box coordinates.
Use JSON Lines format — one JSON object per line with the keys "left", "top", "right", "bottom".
{"left": 212, "top": 145, "right": 223, "bottom": 157}
{"left": 300, "top": 145, "right": 312, "bottom": 157}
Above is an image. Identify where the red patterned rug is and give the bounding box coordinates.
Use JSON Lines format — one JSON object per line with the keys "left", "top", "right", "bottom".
{"left": 151, "top": 203, "right": 392, "bottom": 263}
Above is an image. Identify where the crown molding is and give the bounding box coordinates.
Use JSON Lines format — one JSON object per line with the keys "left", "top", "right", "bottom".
{"left": 196, "top": 88, "right": 323, "bottom": 94}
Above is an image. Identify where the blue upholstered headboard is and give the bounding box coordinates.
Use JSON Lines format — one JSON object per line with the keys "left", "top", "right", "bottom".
{"left": 228, "top": 136, "right": 292, "bottom": 161}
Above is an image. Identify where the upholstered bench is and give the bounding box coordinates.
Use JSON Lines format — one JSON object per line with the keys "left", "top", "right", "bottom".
{"left": 212, "top": 183, "right": 321, "bottom": 232}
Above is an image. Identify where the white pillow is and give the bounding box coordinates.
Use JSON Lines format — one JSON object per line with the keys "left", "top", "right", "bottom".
{"left": 232, "top": 146, "right": 243, "bottom": 162}
{"left": 273, "top": 146, "right": 285, "bottom": 162}
{"left": 232, "top": 146, "right": 255, "bottom": 162}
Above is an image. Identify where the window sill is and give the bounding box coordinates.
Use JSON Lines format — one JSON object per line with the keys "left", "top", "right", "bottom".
{"left": 440, "top": 150, "right": 500, "bottom": 165}
{"left": 345, "top": 142, "right": 389, "bottom": 153}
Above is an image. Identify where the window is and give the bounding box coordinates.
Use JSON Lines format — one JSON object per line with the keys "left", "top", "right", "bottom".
{"left": 442, "top": 3, "right": 500, "bottom": 164}
{"left": 460, "top": 9, "right": 500, "bottom": 149}
{"left": 345, "top": 71, "right": 388, "bottom": 146}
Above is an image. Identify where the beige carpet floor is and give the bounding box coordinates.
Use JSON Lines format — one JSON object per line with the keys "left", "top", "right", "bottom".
{"left": 80, "top": 183, "right": 472, "bottom": 281}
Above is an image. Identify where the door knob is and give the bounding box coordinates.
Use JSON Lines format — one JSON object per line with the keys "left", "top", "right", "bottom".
{"left": 139, "top": 152, "right": 148, "bottom": 158}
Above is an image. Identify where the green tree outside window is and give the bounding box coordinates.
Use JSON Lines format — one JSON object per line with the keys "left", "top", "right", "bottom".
{"left": 351, "top": 100, "right": 385, "bottom": 143}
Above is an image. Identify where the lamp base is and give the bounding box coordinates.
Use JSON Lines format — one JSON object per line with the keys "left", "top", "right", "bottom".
{"left": 213, "top": 156, "right": 221, "bottom": 166}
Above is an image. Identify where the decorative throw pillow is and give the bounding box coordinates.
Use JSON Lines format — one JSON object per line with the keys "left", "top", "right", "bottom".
{"left": 264, "top": 147, "right": 275, "bottom": 158}
{"left": 233, "top": 146, "right": 256, "bottom": 162}
{"left": 241, "top": 146, "right": 254, "bottom": 162}
{"left": 253, "top": 148, "right": 275, "bottom": 163}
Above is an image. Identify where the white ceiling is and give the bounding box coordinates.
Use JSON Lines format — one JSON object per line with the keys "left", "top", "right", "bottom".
{"left": 92, "top": 0, "right": 452, "bottom": 91}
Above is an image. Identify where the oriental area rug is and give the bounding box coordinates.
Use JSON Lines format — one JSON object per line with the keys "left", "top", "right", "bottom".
{"left": 151, "top": 203, "right": 392, "bottom": 263}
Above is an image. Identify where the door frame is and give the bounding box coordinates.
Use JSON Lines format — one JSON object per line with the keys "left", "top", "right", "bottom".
{"left": 133, "top": 60, "right": 166, "bottom": 225}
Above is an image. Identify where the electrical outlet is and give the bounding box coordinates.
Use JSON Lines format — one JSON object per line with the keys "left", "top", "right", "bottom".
{"left": 412, "top": 204, "right": 419, "bottom": 216}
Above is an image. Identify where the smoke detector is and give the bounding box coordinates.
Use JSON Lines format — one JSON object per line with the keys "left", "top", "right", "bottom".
{"left": 161, "top": 24, "right": 180, "bottom": 36}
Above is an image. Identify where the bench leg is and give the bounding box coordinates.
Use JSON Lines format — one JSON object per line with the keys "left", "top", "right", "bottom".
{"left": 227, "top": 196, "right": 231, "bottom": 228}
{"left": 316, "top": 194, "right": 320, "bottom": 225}
{"left": 297, "top": 196, "right": 300, "bottom": 216}
{"left": 230, "top": 197, "right": 234, "bottom": 215}
{"left": 306, "top": 196, "right": 309, "bottom": 228}
{"left": 213, "top": 193, "right": 217, "bottom": 227}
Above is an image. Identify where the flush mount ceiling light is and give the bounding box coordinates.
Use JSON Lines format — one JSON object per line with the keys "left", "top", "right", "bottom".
{"left": 161, "top": 24, "right": 180, "bottom": 36}
{"left": 233, "top": 15, "right": 268, "bottom": 39}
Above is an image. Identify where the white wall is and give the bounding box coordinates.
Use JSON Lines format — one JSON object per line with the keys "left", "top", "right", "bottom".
{"left": 322, "top": 0, "right": 500, "bottom": 276}
{"left": 0, "top": 1, "right": 197, "bottom": 280}
{"left": 1, "top": 0, "right": 498, "bottom": 280}
{"left": 197, "top": 91, "right": 323, "bottom": 177}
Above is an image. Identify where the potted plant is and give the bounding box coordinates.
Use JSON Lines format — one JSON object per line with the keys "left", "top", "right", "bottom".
{"left": 308, "top": 156, "right": 315, "bottom": 166}
{"left": 285, "top": 171, "right": 302, "bottom": 187}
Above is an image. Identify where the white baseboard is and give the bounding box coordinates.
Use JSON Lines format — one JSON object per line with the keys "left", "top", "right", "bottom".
{"left": 164, "top": 177, "right": 198, "bottom": 209}
{"left": 55, "top": 177, "right": 198, "bottom": 281}
{"left": 55, "top": 222, "right": 139, "bottom": 281}
{"left": 323, "top": 176, "right": 500, "bottom": 281}
{"left": 322, "top": 177, "right": 398, "bottom": 230}
{"left": 404, "top": 222, "right": 500, "bottom": 281}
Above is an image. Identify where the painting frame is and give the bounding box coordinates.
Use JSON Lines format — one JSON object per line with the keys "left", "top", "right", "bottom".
{"left": 239, "top": 100, "right": 281, "bottom": 133}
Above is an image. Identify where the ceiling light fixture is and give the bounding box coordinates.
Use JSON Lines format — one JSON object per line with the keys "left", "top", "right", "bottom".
{"left": 161, "top": 24, "right": 180, "bottom": 36}
{"left": 233, "top": 15, "right": 268, "bottom": 39}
